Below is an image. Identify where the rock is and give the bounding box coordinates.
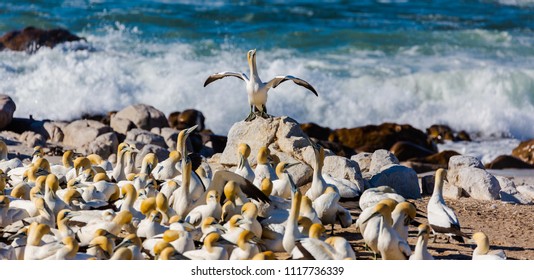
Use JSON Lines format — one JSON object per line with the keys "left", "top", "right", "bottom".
{"left": 199, "top": 131, "right": 227, "bottom": 154}
{"left": 126, "top": 129, "right": 166, "bottom": 148}
{"left": 404, "top": 150, "right": 461, "bottom": 173}
{"left": 369, "top": 149, "right": 400, "bottom": 175}
{"left": 79, "top": 132, "right": 119, "bottom": 159}
{"left": 168, "top": 111, "right": 181, "bottom": 129}
{"left": 448, "top": 155, "right": 485, "bottom": 170}
{"left": 328, "top": 122, "right": 436, "bottom": 153}
{"left": 0, "top": 95, "right": 16, "bottom": 130}
{"left": 512, "top": 139, "right": 534, "bottom": 165}
{"left": 497, "top": 176, "right": 532, "bottom": 204}
{"left": 220, "top": 117, "right": 280, "bottom": 166}
{"left": 516, "top": 185, "right": 534, "bottom": 201}
{"left": 322, "top": 154, "right": 365, "bottom": 196}
{"left": 19, "top": 131, "right": 46, "bottom": 148}
{"left": 351, "top": 152, "right": 372, "bottom": 174}
{"left": 390, "top": 141, "right": 436, "bottom": 162}
{"left": 358, "top": 186, "right": 405, "bottom": 211}
{"left": 175, "top": 109, "right": 205, "bottom": 131}
{"left": 219, "top": 116, "right": 363, "bottom": 188}
{"left": 63, "top": 120, "right": 113, "bottom": 148}
{"left": 110, "top": 116, "right": 135, "bottom": 136}
{"left": 485, "top": 155, "right": 534, "bottom": 170}
{"left": 426, "top": 124, "right": 455, "bottom": 143}
{"left": 368, "top": 164, "right": 421, "bottom": 199}
{"left": 442, "top": 182, "right": 464, "bottom": 200}
{"left": 448, "top": 167, "right": 501, "bottom": 200}
{"left": 154, "top": 127, "right": 179, "bottom": 150}
{"left": 0, "top": 26, "right": 84, "bottom": 53}
{"left": 136, "top": 144, "right": 170, "bottom": 168}
{"left": 300, "top": 122, "right": 332, "bottom": 142}
{"left": 43, "top": 121, "right": 66, "bottom": 142}
{"left": 110, "top": 104, "right": 168, "bottom": 135}
{"left": 269, "top": 149, "right": 313, "bottom": 187}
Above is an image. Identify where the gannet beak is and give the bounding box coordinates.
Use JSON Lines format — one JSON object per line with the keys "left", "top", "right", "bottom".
{"left": 116, "top": 238, "right": 132, "bottom": 249}
{"left": 360, "top": 212, "right": 379, "bottom": 225}
{"left": 286, "top": 162, "right": 300, "bottom": 169}
{"left": 185, "top": 125, "right": 199, "bottom": 135}
{"left": 67, "top": 211, "right": 81, "bottom": 219}
{"left": 182, "top": 222, "right": 196, "bottom": 232}
{"left": 214, "top": 224, "right": 227, "bottom": 233}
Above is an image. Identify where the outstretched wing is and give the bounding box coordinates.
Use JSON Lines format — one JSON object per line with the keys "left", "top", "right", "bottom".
{"left": 204, "top": 72, "right": 248, "bottom": 87}
{"left": 266, "top": 75, "right": 318, "bottom": 96}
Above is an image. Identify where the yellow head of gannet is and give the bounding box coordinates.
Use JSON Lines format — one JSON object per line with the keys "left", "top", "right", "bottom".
{"left": 252, "top": 251, "right": 275, "bottom": 260}
{"left": 45, "top": 173, "right": 60, "bottom": 192}
{"left": 471, "top": 232, "right": 506, "bottom": 260}
{"left": 141, "top": 153, "right": 158, "bottom": 175}
{"left": 62, "top": 150, "right": 75, "bottom": 168}
{"left": 297, "top": 216, "right": 313, "bottom": 236}
{"left": 257, "top": 147, "right": 271, "bottom": 165}
{"left": 260, "top": 178, "right": 273, "bottom": 196}
{"left": 202, "top": 232, "right": 221, "bottom": 253}
{"left": 241, "top": 202, "right": 258, "bottom": 219}
{"left": 176, "top": 125, "right": 198, "bottom": 154}
{"left": 93, "top": 172, "right": 109, "bottom": 182}
{"left": 27, "top": 222, "right": 51, "bottom": 246}
{"left": 223, "top": 181, "right": 237, "bottom": 202}
{"left": 32, "top": 146, "right": 44, "bottom": 161}
{"left": 205, "top": 190, "right": 220, "bottom": 204}
{"left": 239, "top": 143, "right": 251, "bottom": 159}
{"left": 409, "top": 223, "right": 434, "bottom": 260}
{"left": 308, "top": 223, "right": 326, "bottom": 239}
{"left": 0, "top": 140, "right": 7, "bottom": 160}
{"left": 73, "top": 157, "right": 91, "bottom": 175}
{"left": 140, "top": 197, "right": 157, "bottom": 216}
{"left": 110, "top": 247, "right": 133, "bottom": 260}
{"left": 201, "top": 216, "right": 227, "bottom": 234}
{"left": 59, "top": 236, "right": 79, "bottom": 259}
{"left": 153, "top": 240, "right": 173, "bottom": 259}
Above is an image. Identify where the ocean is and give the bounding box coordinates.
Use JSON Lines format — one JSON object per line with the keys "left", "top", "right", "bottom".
{"left": 1, "top": 0, "right": 533, "bottom": 161}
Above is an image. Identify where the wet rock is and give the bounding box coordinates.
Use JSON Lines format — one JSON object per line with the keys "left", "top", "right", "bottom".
{"left": 512, "top": 139, "right": 534, "bottom": 165}
{"left": 390, "top": 141, "right": 436, "bottom": 162}
{"left": 300, "top": 122, "right": 332, "bottom": 142}
{"left": 176, "top": 109, "right": 205, "bottom": 131}
{"left": 329, "top": 123, "right": 435, "bottom": 153}
{"left": 0, "top": 95, "right": 16, "bottom": 130}
{"left": 135, "top": 144, "right": 170, "bottom": 168}
{"left": 110, "top": 104, "right": 168, "bottom": 135}
{"left": 404, "top": 150, "right": 461, "bottom": 173}
{"left": 63, "top": 120, "right": 113, "bottom": 149}
{"left": 0, "top": 26, "right": 84, "bottom": 53}
{"left": 485, "top": 155, "right": 534, "bottom": 170}
{"left": 426, "top": 124, "right": 471, "bottom": 143}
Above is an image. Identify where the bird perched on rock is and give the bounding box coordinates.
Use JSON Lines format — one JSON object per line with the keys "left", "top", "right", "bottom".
{"left": 204, "top": 49, "right": 318, "bottom": 121}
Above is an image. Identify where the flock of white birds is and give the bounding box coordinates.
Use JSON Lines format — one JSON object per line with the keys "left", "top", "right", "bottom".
{"left": 0, "top": 126, "right": 506, "bottom": 260}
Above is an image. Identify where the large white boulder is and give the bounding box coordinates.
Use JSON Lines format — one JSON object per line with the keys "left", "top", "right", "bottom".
{"left": 368, "top": 164, "right": 421, "bottom": 199}
{"left": 110, "top": 104, "right": 168, "bottom": 134}
{"left": 63, "top": 120, "right": 112, "bottom": 148}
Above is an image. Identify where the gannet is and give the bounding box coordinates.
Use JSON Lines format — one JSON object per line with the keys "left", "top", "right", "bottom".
{"left": 31, "top": 146, "right": 45, "bottom": 163}
{"left": 471, "top": 232, "right": 506, "bottom": 260}
{"left": 171, "top": 154, "right": 195, "bottom": 219}
{"left": 363, "top": 203, "right": 412, "bottom": 260}
{"left": 24, "top": 223, "right": 61, "bottom": 260}
{"left": 409, "top": 223, "right": 434, "bottom": 260}
{"left": 239, "top": 202, "right": 262, "bottom": 238}
{"left": 271, "top": 162, "right": 299, "bottom": 199}
{"left": 137, "top": 210, "right": 168, "bottom": 239}
{"left": 183, "top": 232, "right": 229, "bottom": 260}
{"left": 140, "top": 153, "right": 158, "bottom": 175}
{"left": 110, "top": 247, "right": 133, "bottom": 260}
{"left": 204, "top": 49, "right": 318, "bottom": 121}
{"left": 358, "top": 185, "right": 405, "bottom": 211}
{"left": 229, "top": 230, "right": 261, "bottom": 260}
{"left": 252, "top": 147, "right": 277, "bottom": 187}
{"left": 235, "top": 143, "right": 255, "bottom": 182}
{"left": 312, "top": 186, "right": 352, "bottom": 234}
{"left": 0, "top": 140, "right": 22, "bottom": 173}
{"left": 283, "top": 185, "right": 303, "bottom": 254}
{"left": 52, "top": 236, "right": 92, "bottom": 260}
{"left": 49, "top": 150, "right": 74, "bottom": 183}
{"left": 76, "top": 211, "right": 132, "bottom": 246}
{"left": 324, "top": 236, "right": 356, "bottom": 260}
{"left": 0, "top": 195, "right": 29, "bottom": 227}
{"left": 299, "top": 195, "right": 321, "bottom": 225}
{"left": 291, "top": 223, "right": 335, "bottom": 260}
{"left": 306, "top": 145, "right": 336, "bottom": 201}
{"left": 116, "top": 233, "right": 145, "bottom": 260}
{"left": 252, "top": 251, "right": 276, "bottom": 260}
{"left": 111, "top": 143, "right": 132, "bottom": 182}
{"left": 52, "top": 209, "right": 80, "bottom": 240}
{"left": 151, "top": 151, "right": 181, "bottom": 181}
{"left": 184, "top": 190, "right": 221, "bottom": 227}
{"left": 158, "top": 246, "right": 190, "bottom": 260}
{"left": 392, "top": 202, "right": 417, "bottom": 241}
{"left": 162, "top": 229, "right": 195, "bottom": 253}
{"left": 358, "top": 199, "right": 398, "bottom": 259}
{"left": 427, "top": 168, "right": 466, "bottom": 243}
{"left": 87, "top": 229, "right": 117, "bottom": 259}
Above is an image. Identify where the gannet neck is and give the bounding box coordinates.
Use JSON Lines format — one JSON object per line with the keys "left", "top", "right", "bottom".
{"left": 473, "top": 232, "right": 490, "bottom": 255}
{"left": 432, "top": 168, "right": 447, "bottom": 202}
{"left": 0, "top": 140, "right": 7, "bottom": 160}
{"left": 309, "top": 224, "right": 325, "bottom": 239}
{"left": 62, "top": 150, "right": 74, "bottom": 168}
{"left": 247, "top": 49, "right": 258, "bottom": 79}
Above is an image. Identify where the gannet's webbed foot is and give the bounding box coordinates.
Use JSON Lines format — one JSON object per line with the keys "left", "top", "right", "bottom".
{"left": 244, "top": 106, "right": 257, "bottom": 122}
{"left": 244, "top": 112, "right": 257, "bottom": 122}
{"left": 259, "top": 105, "right": 271, "bottom": 119}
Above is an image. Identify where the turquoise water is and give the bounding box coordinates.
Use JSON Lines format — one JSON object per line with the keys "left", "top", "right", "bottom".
{"left": 0, "top": 0, "right": 533, "bottom": 138}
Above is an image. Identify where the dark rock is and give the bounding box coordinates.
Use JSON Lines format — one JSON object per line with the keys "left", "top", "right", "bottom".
{"left": 426, "top": 124, "right": 471, "bottom": 143}
{"left": 0, "top": 95, "right": 16, "bottom": 129}
{"left": 390, "top": 141, "right": 435, "bottom": 162}
{"left": 168, "top": 111, "right": 181, "bottom": 129}
{"left": 0, "top": 26, "right": 84, "bottom": 53}
{"left": 199, "top": 131, "right": 227, "bottom": 154}
{"left": 176, "top": 109, "right": 205, "bottom": 131}
{"left": 300, "top": 122, "right": 332, "bottom": 142}
{"left": 329, "top": 123, "right": 436, "bottom": 153}
{"left": 512, "top": 139, "right": 534, "bottom": 165}
{"left": 485, "top": 155, "right": 534, "bottom": 170}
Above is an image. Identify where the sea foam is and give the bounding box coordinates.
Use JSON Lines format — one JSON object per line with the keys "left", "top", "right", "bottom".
{"left": 0, "top": 27, "right": 533, "bottom": 141}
